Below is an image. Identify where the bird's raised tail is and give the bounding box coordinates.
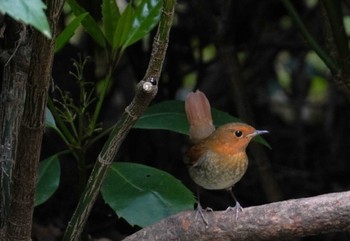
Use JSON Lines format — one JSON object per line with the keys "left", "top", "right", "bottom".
{"left": 185, "top": 90, "right": 215, "bottom": 143}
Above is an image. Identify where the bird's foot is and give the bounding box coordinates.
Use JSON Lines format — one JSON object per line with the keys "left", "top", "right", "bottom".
{"left": 195, "top": 203, "right": 213, "bottom": 227}
{"left": 225, "top": 201, "right": 243, "bottom": 221}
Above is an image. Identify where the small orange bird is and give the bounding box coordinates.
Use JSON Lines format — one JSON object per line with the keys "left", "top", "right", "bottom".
{"left": 185, "top": 90, "right": 268, "bottom": 224}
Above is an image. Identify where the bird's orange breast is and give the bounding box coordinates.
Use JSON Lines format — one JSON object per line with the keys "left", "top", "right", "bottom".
{"left": 187, "top": 148, "right": 248, "bottom": 190}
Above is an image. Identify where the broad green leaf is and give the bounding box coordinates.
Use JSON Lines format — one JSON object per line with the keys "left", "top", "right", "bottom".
{"left": 35, "top": 155, "right": 61, "bottom": 206}
{"left": 0, "top": 0, "right": 51, "bottom": 38}
{"left": 102, "top": 0, "right": 120, "bottom": 45}
{"left": 123, "top": 0, "right": 162, "bottom": 48}
{"left": 101, "top": 162, "right": 195, "bottom": 227}
{"left": 55, "top": 13, "right": 88, "bottom": 52}
{"left": 112, "top": 4, "right": 134, "bottom": 50}
{"left": 134, "top": 100, "right": 241, "bottom": 134}
{"left": 67, "top": 0, "right": 106, "bottom": 47}
{"left": 134, "top": 100, "right": 189, "bottom": 134}
{"left": 134, "top": 100, "right": 271, "bottom": 148}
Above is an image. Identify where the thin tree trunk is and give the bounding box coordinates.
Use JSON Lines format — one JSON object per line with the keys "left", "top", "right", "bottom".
{"left": 5, "top": 1, "right": 64, "bottom": 240}
{"left": 0, "top": 19, "right": 32, "bottom": 238}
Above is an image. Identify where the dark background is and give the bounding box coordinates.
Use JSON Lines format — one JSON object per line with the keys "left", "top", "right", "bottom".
{"left": 35, "top": 0, "right": 350, "bottom": 240}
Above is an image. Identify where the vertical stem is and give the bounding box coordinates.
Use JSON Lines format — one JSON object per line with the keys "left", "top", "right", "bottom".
{"left": 322, "top": 0, "right": 350, "bottom": 73}
{"left": 281, "top": 0, "right": 339, "bottom": 73}
{"left": 89, "top": 66, "right": 114, "bottom": 135}
{"left": 321, "top": 0, "right": 350, "bottom": 100}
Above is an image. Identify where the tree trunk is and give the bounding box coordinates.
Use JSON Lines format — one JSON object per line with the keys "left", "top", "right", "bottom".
{"left": 5, "top": 1, "right": 65, "bottom": 240}
{"left": 0, "top": 19, "right": 32, "bottom": 241}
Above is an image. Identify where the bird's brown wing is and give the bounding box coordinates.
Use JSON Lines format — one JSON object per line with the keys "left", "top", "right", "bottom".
{"left": 184, "top": 142, "right": 207, "bottom": 167}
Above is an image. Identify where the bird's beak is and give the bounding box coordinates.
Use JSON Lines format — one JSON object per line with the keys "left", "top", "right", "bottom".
{"left": 247, "top": 130, "right": 269, "bottom": 138}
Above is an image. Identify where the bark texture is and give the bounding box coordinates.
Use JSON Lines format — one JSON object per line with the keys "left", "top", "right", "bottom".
{"left": 5, "top": 1, "right": 65, "bottom": 240}
{"left": 124, "top": 191, "right": 350, "bottom": 241}
{"left": 0, "top": 19, "right": 32, "bottom": 230}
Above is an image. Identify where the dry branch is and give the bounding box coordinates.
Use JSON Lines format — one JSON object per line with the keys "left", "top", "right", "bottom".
{"left": 124, "top": 191, "right": 350, "bottom": 241}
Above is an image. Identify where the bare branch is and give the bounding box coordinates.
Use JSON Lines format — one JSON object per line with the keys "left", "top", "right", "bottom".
{"left": 124, "top": 191, "right": 350, "bottom": 241}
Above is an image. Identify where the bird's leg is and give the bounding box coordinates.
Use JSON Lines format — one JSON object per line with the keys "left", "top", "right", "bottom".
{"left": 194, "top": 188, "right": 212, "bottom": 227}
{"left": 225, "top": 188, "right": 243, "bottom": 221}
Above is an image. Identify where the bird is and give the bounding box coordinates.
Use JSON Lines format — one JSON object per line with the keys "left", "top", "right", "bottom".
{"left": 184, "top": 90, "right": 268, "bottom": 225}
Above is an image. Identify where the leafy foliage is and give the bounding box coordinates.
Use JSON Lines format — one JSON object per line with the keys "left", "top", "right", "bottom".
{"left": 122, "top": 0, "right": 163, "bottom": 48}
{"left": 67, "top": 0, "right": 106, "bottom": 47}
{"left": 65, "top": 0, "right": 162, "bottom": 52}
{"left": 101, "top": 162, "right": 195, "bottom": 227}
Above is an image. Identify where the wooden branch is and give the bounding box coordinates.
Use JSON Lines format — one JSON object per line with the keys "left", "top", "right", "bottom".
{"left": 123, "top": 191, "right": 350, "bottom": 241}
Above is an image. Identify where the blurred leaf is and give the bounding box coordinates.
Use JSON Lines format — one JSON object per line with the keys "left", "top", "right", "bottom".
{"left": 308, "top": 76, "right": 328, "bottom": 103}
{"left": 101, "top": 162, "right": 195, "bottom": 227}
{"left": 55, "top": 13, "right": 88, "bottom": 52}
{"left": 35, "top": 155, "right": 61, "bottom": 206}
{"left": 134, "top": 100, "right": 271, "bottom": 148}
{"left": 45, "top": 108, "right": 66, "bottom": 142}
{"left": 67, "top": 0, "right": 106, "bottom": 47}
{"left": 102, "top": 0, "right": 120, "bottom": 45}
{"left": 112, "top": 0, "right": 162, "bottom": 50}
{"left": 112, "top": 4, "right": 134, "bottom": 50}
{"left": 123, "top": 0, "right": 162, "bottom": 48}
{"left": 45, "top": 108, "right": 57, "bottom": 130}
{"left": 0, "top": 0, "right": 51, "bottom": 38}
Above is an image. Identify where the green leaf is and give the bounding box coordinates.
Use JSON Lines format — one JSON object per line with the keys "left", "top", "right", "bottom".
{"left": 101, "top": 162, "right": 195, "bottom": 227}
{"left": 35, "top": 155, "right": 61, "bottom": 206}
{"left": 134, "top": 100, "right": 241, "bottom": 134}
{"left": 67, "top": 0, "right": 106, "bottom": 47}
{"left": 112, "top": 0, "right": 162, "bottom": 50}
{"left": 0, "top": 0, "right": 51, "bottom": 38}
{"left": 123, "top": 0, "right": 162, "bottom": 48}
{"left": 102, "top": 0, "right": 120, "bottom": 45}
{"left": 45, "top": 108, "right": 57, "bottom": 130}
{"left": 134, "top": 100, "right": 271, "bottom": 148}
{"left": 45, "top": 108, "right": 67, "bottom": 143}
{"left": 134, "top": 100, "right": 189, "bottom": 134}
{"left": 112, "top": 4, "right": 134, "bottom": 50}
{"left": 55, "top": 13, "right": 88, "bottom": 52}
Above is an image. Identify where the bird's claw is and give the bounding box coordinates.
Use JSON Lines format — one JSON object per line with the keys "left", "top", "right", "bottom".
{"left": 225, "top": 201, "right": 243, "bottom": 221}
{"left": 195, "top": 203, "right": 213, "bottom": 227}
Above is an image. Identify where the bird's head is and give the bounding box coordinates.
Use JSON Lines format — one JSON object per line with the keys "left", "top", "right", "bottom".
{"left": 207, "top": 123, "right": 268, "bottom": 155}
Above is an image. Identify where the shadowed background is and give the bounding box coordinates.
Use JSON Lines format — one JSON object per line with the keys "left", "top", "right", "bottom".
{"left": 35, "top": 0, "right": 350, "bottom": 240}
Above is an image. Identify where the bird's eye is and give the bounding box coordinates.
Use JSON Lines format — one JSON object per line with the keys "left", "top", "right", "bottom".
{"left": 234, "top": 130, "right": 243, "bottom": 137}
